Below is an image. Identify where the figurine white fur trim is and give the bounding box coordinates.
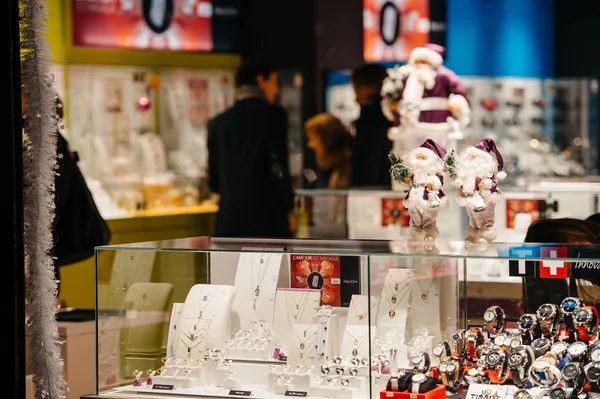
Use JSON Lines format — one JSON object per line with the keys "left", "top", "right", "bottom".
{"left": 409, "top": 47, "right": 444, "bottom": 68}
{"left": 448, "top": 93, "right": 471, "bottom": 128}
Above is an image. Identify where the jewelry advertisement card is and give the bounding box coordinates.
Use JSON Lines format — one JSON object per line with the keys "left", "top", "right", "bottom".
{"left": 290, "top": 254, "right": 360, "bottom": 307}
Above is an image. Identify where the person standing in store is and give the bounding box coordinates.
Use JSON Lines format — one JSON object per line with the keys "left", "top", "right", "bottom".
{"left": 349, "top": 63, "right": 394, "bottom": 189}
{"left": 207, "top": 60, "right": 294, "bottom": 237}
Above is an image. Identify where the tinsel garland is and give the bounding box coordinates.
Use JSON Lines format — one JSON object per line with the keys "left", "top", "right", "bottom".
{"left": 20, "top": 0, "right": 66, "bottom": 397}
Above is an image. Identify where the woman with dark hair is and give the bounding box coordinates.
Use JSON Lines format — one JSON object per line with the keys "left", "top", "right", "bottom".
{"left": 587, "top": 212, "right": 600, "bottom": 226}
{"left": 522, "top": 217, "right": 600, "bottom": 312}
{"left": 305, "top": 113, "right": 353, "bottom": 189}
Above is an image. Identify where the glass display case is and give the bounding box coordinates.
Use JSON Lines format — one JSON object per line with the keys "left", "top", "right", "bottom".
{"left": 85, "top": 237, "right": 600, "bottom": 399}
{"left": 61, "top": 64, "right": 234, "bottom": 218}
{"left": 294, "top": 185, "right": 600, "bottom": 241}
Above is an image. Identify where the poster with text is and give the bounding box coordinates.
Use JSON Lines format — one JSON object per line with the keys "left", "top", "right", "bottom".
{"left": 363, "top": 0, "right": 446, "bottom": 62}
{"left": 72, "top": 0, "right": 213, "bottom": 51}
{"left": 290, "top": 254, "right": 341, "bottom": 306}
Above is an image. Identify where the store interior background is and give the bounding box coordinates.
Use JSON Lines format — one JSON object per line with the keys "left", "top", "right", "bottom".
{"left": 13, "top": 1, "right": 600, "bottom": 397}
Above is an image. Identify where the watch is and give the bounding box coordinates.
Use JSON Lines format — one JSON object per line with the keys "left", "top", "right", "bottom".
{"left": 528, "top": 359, "right": 561, "bottom": 388}
{"left": 465, "top": 366, "right": 489, "bottom": 385}
{"left": 584, "top": 361, "right": 600, "bottom": 383}
{"left": 432, "top": 341, "right": 451, "bottom": 360}
{"left": 475, "top": 341, "right": 495, "bottom": 361}
{"left": 567, "top": 341, "right": 588, "bottom": 361}
{"left": 550, "top": 341, "right": 570, "bottom": 358}
{"left": 508, "top": 345, "right": 534, "bottom": 387}
{"left": 560, "top": 297, "right": 585, "bottom": 317}
{"left": 517, "top": 313, "right": 539, "bottom": 344}
{"left": 411, "top": 352, "right": 431, "bottom": 374}
{"left": 561, "top": 362, "right": 584, "bottom": 391}
{"left": 411, "top": 372, "right": 427, "bottom": 393}
{"left": 513, "top": 389, "right": 532, "bottom": 399}
{"left": 386, "top": 369, "right": 406, "bottom": 391}
{"left": 536, "top": 303, "right": 560, "bottom": 337}
{"left": 438, "top": 356, "right": 464, "bottom": 389}
{"left": 573, "top": 306, "right": 599, "bottom": 341}
{"left": 484, "top": 348, "right": 509, "bottom": 384}
{"left": 483, "top": 305, "right": 505, "bottom": 335}
{"left": 590, "top": 343, "right": 600, "bottom": 362}
{"left": 531, "top": 337, "right": 552, "bottom": 358}
{"left": 450, "top": 329, "right": 467, "bottom": 358}
{"left": 549, "top": 387, "right": 570, "bottom": 399}
{"left": 466, "top": 328, "right": 485, "bottom": 360}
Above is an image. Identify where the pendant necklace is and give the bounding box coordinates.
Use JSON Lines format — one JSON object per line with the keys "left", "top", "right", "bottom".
{"left": 182, "top": 319, "right": 210, "bottom": 343}
{"left": 345, "top": 330, "right": 370, "bottom": 356}
{"left": 385, "top": 278, "right": 411, "bottom": 318}
{"left": 168, "top": 307, "right": 184, "bottom": 355}
{"left": 292, "top": 325, "right": 318, "bottom": 359}
{"left": 415, "top": 266, "right": 439, "bottom": 300}
{"left": 286, "top": 291, "right": 310, "bottom": 322}
{"left": 117, "top": 254, "right": 144, "bottom": 292}
{"left": 251, "top": 253, "right": 272, "bottom": 310}
{"left": 351, "top": 296, "right": 380, "bottom": 321}
{"left": 179, "top": 332, "right": 207, "bottom": 359}
{"left": 385, "top": 272, "right": 411, "bottom": 305}
{"left": 196, "top": 287, "right": 219, "bottom": 321}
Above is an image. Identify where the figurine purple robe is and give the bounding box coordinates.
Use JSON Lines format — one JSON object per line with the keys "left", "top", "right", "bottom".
{"left": 381, "top": 44, "right": 471, "bottom": 153}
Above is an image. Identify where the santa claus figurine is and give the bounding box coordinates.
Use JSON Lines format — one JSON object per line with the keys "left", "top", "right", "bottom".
{"left": 381, "top": 43, "right": 470, "bottom": 153}
{"left": 445, "top": 138, "right": 507, "bottom": 243}
{"left": 389, "top": 139, "right": 449, "bottom": 243}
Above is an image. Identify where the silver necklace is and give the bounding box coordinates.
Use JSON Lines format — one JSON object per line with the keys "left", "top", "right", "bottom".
{"left": 292, "top": 325, "right": 318, "bottom": 359}
{"left": 286, "top": 291, "right": 310, "bottom": 322}
{"left": 182, "top": 319, "right": 210, "bottom": 343}
{"left": 251, "top": 253, "right": 272, "bottom": 310}
{"left": 197, "top": 287, "right": 219, "bottom": 320}
{"left": 168, "top": 307, "right": 184, "bottom": 355}
{"left": 179, "top": 333, "right": 207, "bottom": 359}
{"left": 345, "top": 330, "right": 370, "bottom": 356}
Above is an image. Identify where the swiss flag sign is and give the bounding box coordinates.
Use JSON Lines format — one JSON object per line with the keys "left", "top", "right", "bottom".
{"left": 539, "top": 247, "right": 568, "bottom": 278}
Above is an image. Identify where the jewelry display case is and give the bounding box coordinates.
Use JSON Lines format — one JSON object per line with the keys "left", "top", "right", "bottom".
{"left": 62, "top": 64, "right": 234, "bottom": 218}
{"left": 84, "top": 237, "right": 600, "bottom": 399}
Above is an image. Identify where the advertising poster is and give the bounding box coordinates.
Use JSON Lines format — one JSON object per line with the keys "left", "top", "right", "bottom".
{"left": 506, "top": 199, "right": 541, "bottom": 228}
{"left": 363, "top": 0, "right": 446, "bottom": 62}
{"left": 290, "top": 254, "right": 342, "bottom": 307}
{"left": 72, "top": 0, "right": 240, "bottom": 52}
{"left": 381, "top": 197, "right": 410, "bottom": 227}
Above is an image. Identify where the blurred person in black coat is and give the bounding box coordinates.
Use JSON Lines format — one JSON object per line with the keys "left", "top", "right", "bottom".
{"left": 350, "top": 63, "right": 394, "bottom": 189}
{"left": 207, "top": 60, "right": 294, "bottom": 238}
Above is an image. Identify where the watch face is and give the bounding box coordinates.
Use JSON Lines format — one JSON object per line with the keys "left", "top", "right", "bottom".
{"left": 561, "top": 298, "right": 581, "bottom": 315}
{"left": 592, "top": 348, "right": 600, "bottom": 362}
{"left": 508, "top": 352, "right": 524, "bottom": 368}
{"left": 537, "top": 304, "right": 556, "bottom": 320}
{"left": 484, "top": 310, "right": 496, "bottom": 322}
{"left": 412, "top": 355, "right": 423, "bottom": 365}
{"left": 510, "top": 337, "right": 522, "bottom": 348}
{"left": 432, "top": 344, "right": 444, "bottom": 357}
{"left": 438, "top": 362, "right": 447, "bottom": 373}
{"left": 514, "top": 389, "right": 532, "bottom": 399}
{"left": 532, "top": 338, "right": 551, "bottom": 350}
{"left": 485, "top": 350, "right": 503, "bottom": 367}
{"left": 588, "top": 365, "right": 600, "bottom": 382}
{"left": 451, "top": 332, "right": 461, "bottom": 342}
{"left": 412, "top": 373, "right": 427, "bottom": 383}
{"left": 494, "top": 335, "right": 506, "bottom": 346}
{"left": 518, "top": 314, "right": 537, "bottom": 331}
{"left": 568, "top": 342, "right": 588, "bottom": 357}
{"left": 551, "top": 342, "right": 569, "bottom": 354}
{"left": 549, "top": 387, "right": 566, "bottom": 399}
{"left": 574, "top": 308, "right": 592, "bottom": 325}
{"left": 562, "top": 363, "right": 579, "bottom": 379}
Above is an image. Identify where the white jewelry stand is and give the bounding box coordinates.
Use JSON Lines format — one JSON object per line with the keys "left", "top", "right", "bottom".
{"left": 230, "top": 251, "right": 283, "bottom": 331}
{"left": 287, "top": 322, "right": 319, "bottom": 366}
{"left": 376, "top": 269, "right": 413, "bottom": 337}
{"left": 166, "top": 302, "right": 185, "bottom": 358}
{"left": 182, "top": 284, "right": 235, "bottom": 350}
{"left": 347, "top": 295, "right": 381, "bottom": 325}
{"left": 408, "top": 259, "right": 442, "bottom": 342}
{"left": 341, "top": 325, "right": 376, "bottom": 358}
{"left": 107, "top": 249, "right": 156, "bottom": 310}
{"left": 273, "top": 288, "right": 321, "bottom": 344}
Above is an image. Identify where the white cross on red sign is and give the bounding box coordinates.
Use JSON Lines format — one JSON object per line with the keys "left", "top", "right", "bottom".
{"left": 539, "top": 247, "right": 567, "bottom": 278}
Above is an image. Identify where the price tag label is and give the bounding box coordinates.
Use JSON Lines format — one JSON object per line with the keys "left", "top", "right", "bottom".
{"left": 466, "top": 383, "right": 509, "bottom": 399}
{"left": 152, "top": 384, "right": 174, "bottom": 390}
{"left": 285, "top": 391, "right": 308, "bottom": 397}
{"left": 229, "top": 390, "right": 252, "bottom": 396}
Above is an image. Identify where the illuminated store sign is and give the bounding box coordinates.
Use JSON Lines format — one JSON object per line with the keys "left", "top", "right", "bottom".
{"left": 71, "top": 0, "right": 240, "bottom": 52}
{"left": 363, "top": 0, "right": 446, "bottom": 62}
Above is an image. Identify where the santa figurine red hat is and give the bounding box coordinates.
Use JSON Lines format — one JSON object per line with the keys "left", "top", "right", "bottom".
{"left": 472, "top": 137, "right": 507, "bottom": 180}
{"left": 408, "top": 43, "right": 445, "bottom": 68}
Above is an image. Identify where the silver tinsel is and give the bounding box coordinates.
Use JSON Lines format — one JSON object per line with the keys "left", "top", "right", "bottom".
{"left": 21, "top": 0, "right": 67, "bottom": 397}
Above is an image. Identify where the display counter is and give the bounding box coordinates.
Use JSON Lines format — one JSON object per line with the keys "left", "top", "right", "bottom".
{"left": 60, "top": 205, "right": 217, "bottom": 309}
{"left": 80, "top": 237, "right": 600, "bottom": 399}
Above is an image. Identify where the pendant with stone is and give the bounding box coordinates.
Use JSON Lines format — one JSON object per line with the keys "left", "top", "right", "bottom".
{"left": 421, "top": 293, "right": 428, "bottom": 300}
{"left": 352, "top": 349, "right": 358, "bottom": 356}
{"left": 391, "top": 295, "right": 397, "bottom": 304}
{"left": 394, "top": 283, "right": 399, "bottom": 291}
{"left": 389, "top": 309, "right": 396, "bottom": 318}
{"left": 300, "top": 343, "right": 305, "bottom": 349}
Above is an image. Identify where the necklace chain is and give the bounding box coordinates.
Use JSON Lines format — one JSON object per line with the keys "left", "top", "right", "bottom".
{"left": 415, "top": 266, "right": 439, "bottom": 300}
{"left": 345, "top": 330, "right": 370, "bottom": 356}
{"left": 168, "top": 305, "right": 184, "bottom": 355}
{"left": 350, "top": 296, "right": 380, "bottom": 321}
{"left": 384, "top": 273, "right": 412, "bottom": 318}
{"left": 291, "top": 324, "right": 318, "bottom": 360}
{"left": 251, "top": 253, "right": 272, "bottom": 310}
{"left": 197, "top": 287, "right": 219, "bottom": 319}
{"left": 286, "top": 291, "right": 311, "bottom": 323}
